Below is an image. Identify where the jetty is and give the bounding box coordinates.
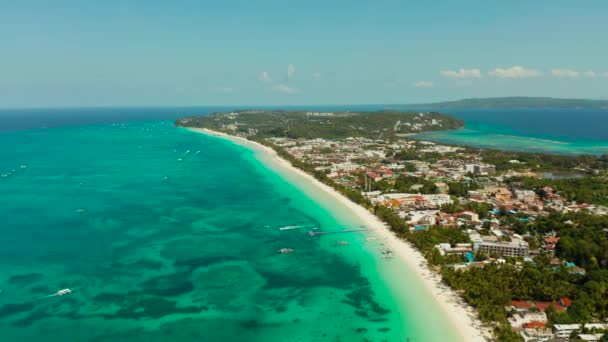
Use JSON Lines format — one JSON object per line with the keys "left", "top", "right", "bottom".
{"left": 308, "top": 228, "right": 367, "bottom": 237}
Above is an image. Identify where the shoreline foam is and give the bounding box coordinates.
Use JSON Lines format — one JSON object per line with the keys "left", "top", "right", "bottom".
{"left": 187, "top": 127, "right": 491, "bottom": 342}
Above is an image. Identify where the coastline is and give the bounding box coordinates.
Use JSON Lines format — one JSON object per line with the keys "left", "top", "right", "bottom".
{"left": 187, "top": 127, "right": 491, "bottom": 341}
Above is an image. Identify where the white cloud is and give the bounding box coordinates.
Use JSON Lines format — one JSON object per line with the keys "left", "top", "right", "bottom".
{"left": 287, "top": 64, "right": 296, "bottom": 80}
{"left": 312, "top": 72, "right": 322, "bottom": 80}
{"left": 583, "top": 70, "right": 597, "bottom": 78}
{"left": 272, "top": 84, "right": 301, "bottom": 94}
{"left": 489, "top": 66, "right": 542, "bottom": 78}
{"left": 414, "top": 81, "right": 434, "bottom": 88}
{"left": 552, "top": 69, "right": 580, "bottom": 78}
{"left": 258, "top": 71, "right": 272, "bottom": 82}
{"left": 440, "top": 68, "right": 482, "bottom": 78}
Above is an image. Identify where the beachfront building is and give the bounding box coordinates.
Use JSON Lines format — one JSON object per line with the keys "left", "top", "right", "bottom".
{"left": 403, "top": 210, "right": 439, "bottom": 227}
{"left": 553, "top": 323, "right": 608, "bottom": 339}
{"left": 435, "top": 243, "right": 473, "bottom": 256}
{"left": 578, "top": 333, "right": 605, "bottom": 341}
{"left": 519, "top": 324, "right": 554, "bottom": 342}
{"left": 473, "top": 237, "right": 529, "bottom": 257}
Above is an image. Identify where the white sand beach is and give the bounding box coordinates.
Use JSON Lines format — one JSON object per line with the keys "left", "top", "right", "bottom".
{"left": 188, "top": 127, "right": 492, "bottom": 342}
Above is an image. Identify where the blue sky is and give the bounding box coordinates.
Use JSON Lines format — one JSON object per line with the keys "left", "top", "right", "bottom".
{"left": 1, "top": 0, "right": 607, "bottom": 107}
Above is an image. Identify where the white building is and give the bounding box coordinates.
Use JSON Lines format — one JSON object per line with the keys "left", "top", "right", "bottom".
{"left": 423, "top": 194, "right": 453, "bottom": 207}
{"left": 473, "top": 237, "right": 529, "bottom": 257}
{"left": 465, "top": 163, "right": 496, "bottom": 175}
{"left": 553, "top": 324, "right": 608, "bottom": 339}
{"left": 330, "top": 162, "right": 360, "bottom": 172}
{"left": 516, "top": 190, "right": 537, "bottom": 204}
{"left": 578, "top": 334, "right": 604, "bottom": 341}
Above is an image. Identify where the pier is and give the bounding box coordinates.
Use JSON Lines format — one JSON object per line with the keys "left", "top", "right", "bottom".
{"left": 308, "top": 228, "right": 367, "bottom": 237}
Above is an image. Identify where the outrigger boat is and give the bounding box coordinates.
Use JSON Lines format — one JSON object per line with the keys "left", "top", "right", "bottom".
{"left": 382, "top": 249, "right": 394, "bottom": 259}
{"left": 46, "top": 288, "right": 73, "bottom": 297}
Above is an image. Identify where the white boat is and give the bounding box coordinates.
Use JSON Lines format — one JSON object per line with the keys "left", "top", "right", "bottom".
{"left": 279, "top": 225, "right": 303, "bottom": 230}
{"left": 279, "top": 248, "right": 293, "bottom": 254}
{"left": 46, "top": 288, "right": 73, "bottom": 297}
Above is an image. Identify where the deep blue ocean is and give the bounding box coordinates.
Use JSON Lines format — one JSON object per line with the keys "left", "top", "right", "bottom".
{"left": 412, "top": 108, "right": 608, "bottom": 155}
{"left": 0, "top": 106, "right": 385, "bottom": 133}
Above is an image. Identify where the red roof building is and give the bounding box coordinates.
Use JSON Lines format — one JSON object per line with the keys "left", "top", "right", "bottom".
{"left": 523, "top": 321, "right": 546, "bottom": 329}
{"left": 559, "top": 297, "right": 572, "bottom": 309}
{"left": 535, "top": 302, "right": 565, "bottom": 312}
{"left": 544, "top": 237, "right": 560, "bottom": 244}
{"left": 365, "top": 172, "right": 381, "bottom": 180}
{"left": 378, "top": 169, "right": 395, "bottom": 177}
{"left": 511, "top": 300, "right": 533, "bottom": 309}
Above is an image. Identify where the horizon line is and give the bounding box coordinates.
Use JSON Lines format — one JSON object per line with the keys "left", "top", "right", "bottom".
{"left": 1, "top": 96, "right": 608, "bottom": 111}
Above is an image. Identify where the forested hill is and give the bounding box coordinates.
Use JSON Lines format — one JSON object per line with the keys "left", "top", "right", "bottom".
{"left": 397, "top": 97, "right": 608, "bottom": 109}
{"left": 176, "top": 110, "right": 463, "bottom": 140}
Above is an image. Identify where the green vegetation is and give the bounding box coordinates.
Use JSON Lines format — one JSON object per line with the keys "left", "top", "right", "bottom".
{"left": 442, "top": 212, "right": 608, "bottom": 330}
{"left": 509, "top": 176, "right": 608, "bottom": 206}
{"left": 176, "top": 110, "right": 463, "bottom": 140}
{"left": 407, "top": 225, "right": 469, "bottom": 255}
{"left": 475, "top": 148, "right": 608, "bottom": 172}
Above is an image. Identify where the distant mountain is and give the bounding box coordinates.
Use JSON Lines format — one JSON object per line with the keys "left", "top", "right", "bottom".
{"left": 397, "top": 97, "right": 608, "bottom": 110}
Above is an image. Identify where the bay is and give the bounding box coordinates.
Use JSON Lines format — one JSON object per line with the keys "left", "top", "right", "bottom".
{"left": 0, "top": 120, "right": 458, "bottom": 341}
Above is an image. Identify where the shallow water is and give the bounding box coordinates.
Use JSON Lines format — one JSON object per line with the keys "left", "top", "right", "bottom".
{"left": 0, "top": 121, "right": 459, "bottom": 341}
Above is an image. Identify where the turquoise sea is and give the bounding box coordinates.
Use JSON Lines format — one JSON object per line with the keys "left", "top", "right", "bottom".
{"left": 413, "top": 108, "right": 608, "bottom": 155}
{"left": 0, "top": 119, "right": 460, "bottom": 341}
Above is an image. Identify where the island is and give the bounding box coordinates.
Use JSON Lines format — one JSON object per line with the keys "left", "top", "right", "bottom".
{"left": 177, "top": 110, "right": 464, "bottom": 140}
{"left": 396, "top": 96, "right": 608, "bottom": 110}
{"left": 177, "top": 110, "right": 608, "bottom": 342}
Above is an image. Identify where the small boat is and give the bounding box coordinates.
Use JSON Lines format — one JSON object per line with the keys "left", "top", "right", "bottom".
{"left": 366, "top": 237, "right": 378, "bottom": 242}
{"left": 279, "top": 225, "right": 303, "bottom": 231}
{"left": 46, "top": 288, "right": 73, "bottom": 297}
{"left": 194, "top": 150, "right": 201, "bottom": 155}
{"left": 337, "top": 241, "right": 350, "bottom": 245}
{"left": 20, "top": 165, "right": 27, "bottom": 169}
{"left": 279, "top": 248, "right": 293, "bottom": 254}
{"left": 75, "top": 209, "right": 85, "bottom": 213}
